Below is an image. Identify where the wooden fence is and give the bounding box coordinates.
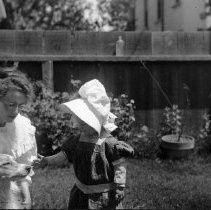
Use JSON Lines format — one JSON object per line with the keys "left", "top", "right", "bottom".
{"left": 1, "top": 30, "right": 211, "bottom": 130}
{"left": 1, "top": 30, "right": 211, "bottom": 55}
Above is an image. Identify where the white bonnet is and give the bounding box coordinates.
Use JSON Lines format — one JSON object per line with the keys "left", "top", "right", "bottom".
{"left": 61, "top": 79, "right": 117, "bottom": 135}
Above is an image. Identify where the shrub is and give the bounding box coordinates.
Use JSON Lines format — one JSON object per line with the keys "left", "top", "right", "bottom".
{"left": 110, "top": 94, "right": 136, "bottom": 142}
{"left": 198, "top": 112, "right": 211, "bottom": 139}
{"left": 197, "top": 112, "right": 211, "bottom": 156}
{"left": 21, "top": 80, "right": 80, "bottom": 156}
{"left": 128, "top": 125, "right": 160, "bottom": 159}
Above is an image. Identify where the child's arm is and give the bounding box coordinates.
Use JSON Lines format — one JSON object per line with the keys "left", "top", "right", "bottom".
{"left": 33, "top": 151, "right": 68, "bottom": 168}
{"left": 33, "top": 135, "right": 79, "bottom": 168}
{"left": 105, "top": 137, "right": 134, "bottom": 203}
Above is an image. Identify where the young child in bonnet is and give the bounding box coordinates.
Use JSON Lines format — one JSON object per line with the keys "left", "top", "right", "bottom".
{"left": 33, "top": 79, "right": 134, "bottom": 209}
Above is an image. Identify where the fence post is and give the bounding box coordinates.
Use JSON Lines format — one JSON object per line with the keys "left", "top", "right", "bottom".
{"left": 42, "top": 60, "right": 54, "bottom": 91}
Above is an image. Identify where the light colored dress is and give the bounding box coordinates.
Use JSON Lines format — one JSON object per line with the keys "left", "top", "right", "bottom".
{"left": 0, "top": 114, "right": 37, "bottom": 208}
{"left": 0, "top": 113, "right": 37, "bottom": 166}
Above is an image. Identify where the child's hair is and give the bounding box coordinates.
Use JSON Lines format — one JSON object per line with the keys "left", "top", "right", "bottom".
{"left": 0, "top": 65, "right": 33, "bottom": 100}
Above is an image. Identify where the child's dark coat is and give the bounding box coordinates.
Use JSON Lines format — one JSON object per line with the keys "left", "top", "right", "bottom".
{"left": 61, "top": 134, "right": 134, "bottom": 209}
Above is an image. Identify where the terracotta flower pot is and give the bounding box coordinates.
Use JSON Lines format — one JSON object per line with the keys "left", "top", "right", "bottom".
{"left": 160, "top": 134, "right": 195, "bottom": 159}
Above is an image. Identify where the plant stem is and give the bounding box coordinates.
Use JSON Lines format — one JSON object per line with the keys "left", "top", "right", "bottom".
{"left": 177, "top": 126, "right": 183, "bottom": 142}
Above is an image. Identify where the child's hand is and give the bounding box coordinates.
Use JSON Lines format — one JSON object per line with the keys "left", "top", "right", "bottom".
{"left": 32, "top": 154, "right": 48, "bottom": 169}
{"left": 115, "top": 186, "right": 124, "bottom": 203}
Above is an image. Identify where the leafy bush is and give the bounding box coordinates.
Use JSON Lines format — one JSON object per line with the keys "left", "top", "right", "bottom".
{"left": 198, "top": 112, "right": 211, "bottom": 139}
{"left": 21, "top": 80, "right": 80, "bottom": 155}
{"left": 128, "top": 125, "right": 160, "bottom": 159}
{"left": 110, "top": 94, "right": 136, "bottom": 142}
{"left": 197, "top": 112, "right": 211, "bottom": 156}
{"left": 2, "top": 0, "right": 135, "bottom": 31}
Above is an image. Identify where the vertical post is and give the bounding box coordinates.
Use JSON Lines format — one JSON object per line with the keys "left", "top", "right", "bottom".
{"left": 42, "top": 60, "right": 54, "bottom": 91}
{"left": 161, "top": 0, "right": 165, "bottom": 31}
{"left": 144, "top": 0, "right": 148, "bottom": 30}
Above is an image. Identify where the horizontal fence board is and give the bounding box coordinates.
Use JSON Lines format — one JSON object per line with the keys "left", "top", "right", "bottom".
{"left": 83, "top": 32, "right": 99, "bottom": 55}
{"left": 125, "top": 31, "right": 152, "bottom": 55}
{"left": 69, "top": 31, "right": 100, "bottom": 55}
{"left": 152, "top": 31, "right": 178, "bottom": 55}
{"left": 0, "top": 31, "right": 210, "bottom": 56}
{"left": 69, "top": 31, "right": 87, "bottom": 55}
{"left": 200, "top": 31, "right": 211, "bottom": 54}
{"left": 177, "top": 32, "right": 209, "bottom": 55}
{"left": 0, "top": 30, "right": 15, "bottom": 55}
{"left": 98, "top": 32, "right": 126, "bottom": 55}
{"left": 15, "top": 30, "right": 43, "bottom": 55}
{"left": 1, "top": 55, "right": 211, "bottom": 62}
{"left": 44, "top": 31, "right": 69, "bottom": 55}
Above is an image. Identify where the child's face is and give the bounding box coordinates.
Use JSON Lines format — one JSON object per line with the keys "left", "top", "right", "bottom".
{"left": 70, "top": 114, "right": 81, "bottom": 129}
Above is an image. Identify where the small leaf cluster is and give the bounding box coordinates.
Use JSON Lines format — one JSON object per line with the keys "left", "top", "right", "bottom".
{"left": 110, "top": 94, "right": 136, "bottom": 142}
{"left": 199, "top": 112, "right": 211, "bottom": 139}
{"left": 130, "top": 125, "right": 159, "bottom": 159}
{"left": 157, "top": 104, "right": 183, "bottom": 138}
{"left": 21, "top": 80, "right": 80, "bottom": 155}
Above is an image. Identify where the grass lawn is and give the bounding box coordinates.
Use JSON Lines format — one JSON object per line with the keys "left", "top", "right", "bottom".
{"left": 31, "top": 156, "right": 211, "bottom": 209}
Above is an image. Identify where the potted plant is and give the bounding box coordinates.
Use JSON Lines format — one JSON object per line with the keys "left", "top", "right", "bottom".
{"left": 157, "top": 104, "right": 195, "bottom": 159}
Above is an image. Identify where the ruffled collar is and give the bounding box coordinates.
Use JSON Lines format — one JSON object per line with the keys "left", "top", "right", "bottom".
{"left": 79, "top": 130, "right": 112, "bottom": 145}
